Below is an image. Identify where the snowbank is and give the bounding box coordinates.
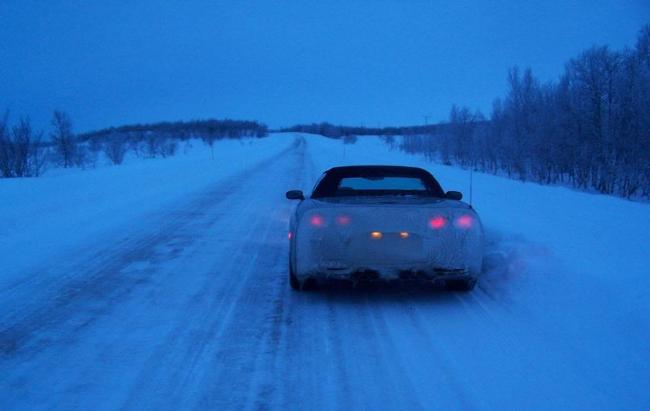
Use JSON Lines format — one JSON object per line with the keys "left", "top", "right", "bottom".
{"left": 0, "top": 137, "right": 294, "bottom": 285}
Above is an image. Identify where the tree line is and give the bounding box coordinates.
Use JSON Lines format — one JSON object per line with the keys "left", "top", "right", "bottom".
{"left": 80, "top": 119, "right": 268, "bottom": 142}
{"left": 402, "top": 25, "right": 650, "bottom": 199}
{"left": 281, "top": 122, "right": 447, "bottom": 138}
{"left": 0, "top": 114, "right": 269, "bottom": 178}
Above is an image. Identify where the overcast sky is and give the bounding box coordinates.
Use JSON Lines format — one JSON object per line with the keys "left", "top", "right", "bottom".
{"left": 1, "top": 1, "right": 648, "bottom": 133}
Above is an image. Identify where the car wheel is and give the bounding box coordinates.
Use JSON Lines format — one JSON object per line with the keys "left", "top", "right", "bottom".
{"left": 290, "top": 258, "right": 316, "bottom": 291}
{"left": 289, "top": 262, "right": 301, "bottom": 290}
{"left": 447, "top": 278, "right": 477, "bottom": 292}
{"left": 290, "top": 271, "right": 302, "bottom": 291}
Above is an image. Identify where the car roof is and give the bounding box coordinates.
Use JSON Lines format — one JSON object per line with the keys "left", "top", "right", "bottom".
{"left": 312, "top": 165, "right": 444, "bottom": 198}
{"left": 325, "top": 165, "right": 430, "bottom": 175}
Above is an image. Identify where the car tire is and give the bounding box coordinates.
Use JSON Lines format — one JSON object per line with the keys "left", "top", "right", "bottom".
{"left": 289, "top": 259, "right": 301, "bottom": 291}
{"left": 302, "top": 277, "right": 317, "bottom": 291}
{"left": 447, "top": 278, "right": 477, "bottom": 292}
{"left": 289, "top": 257, "right": 316, "bottom": 291}
{"left": 290, "top": 270, "right": 301, "bottom": 291}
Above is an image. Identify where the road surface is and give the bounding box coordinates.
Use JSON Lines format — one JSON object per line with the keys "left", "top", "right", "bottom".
{"left": 1, "top": 137, "right": 648, "bottom": 410}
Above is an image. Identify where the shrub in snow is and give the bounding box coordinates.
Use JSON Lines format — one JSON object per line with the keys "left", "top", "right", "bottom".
{"left": 104, "top": 139, "right": 127, "bottom": 165}
{"left": 0, "top": 115, "right": 47, "bottom": 178}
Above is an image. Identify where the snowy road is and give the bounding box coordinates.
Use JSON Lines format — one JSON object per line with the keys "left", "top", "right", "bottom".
{"left": 1, "top": 136, "right": 649, "bottom": 410}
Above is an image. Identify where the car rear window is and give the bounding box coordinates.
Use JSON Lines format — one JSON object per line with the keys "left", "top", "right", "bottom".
{"left": 338, "top": 176, "right": 427, "bottom": 192}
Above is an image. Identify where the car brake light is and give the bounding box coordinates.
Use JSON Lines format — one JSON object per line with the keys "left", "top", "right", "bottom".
{"left": 310, "top": 215, "right": 325, "bottom": 227}
{"left": 370, "top": 231, "right": 382, "bottom": 239}
{"left": 336, "top": 215, "right": 351, "bottom": 226}
{"left": 399, "top": 231, "right": 409, "bottom": 239}
{"left": 455, "top": 215, "right": 473, "bottom": 229}
{"left": 429, "top": 216, "right": 447, "bottom": 229}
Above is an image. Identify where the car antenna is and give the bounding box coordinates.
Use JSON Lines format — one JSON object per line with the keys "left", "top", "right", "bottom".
{"left": 469, "top": 166, "right": 474, "bottom": 209}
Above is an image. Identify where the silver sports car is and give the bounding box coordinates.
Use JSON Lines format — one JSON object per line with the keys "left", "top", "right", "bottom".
{"left": 286, "top": 165, "right": 484, "bottom": 291}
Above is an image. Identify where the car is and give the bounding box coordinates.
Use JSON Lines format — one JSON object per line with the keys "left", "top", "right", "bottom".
{"left": 286, "top": 165, "right": 484, "bottom": 291}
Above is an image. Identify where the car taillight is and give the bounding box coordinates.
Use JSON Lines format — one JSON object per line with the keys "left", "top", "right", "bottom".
{"left": 429, "top": 216, "right": 447, "bottom": 229}
{"left": 310, "top": 214, "right": 325, "bottom": 227}
{"left": 336, "top": 215, "right": 351, "bottom": 226}
{"left": 288, "top": 231, "right": 293, "bottom": 240}
{"left": 455, "top": 215, "right": 473, "bottom": 229}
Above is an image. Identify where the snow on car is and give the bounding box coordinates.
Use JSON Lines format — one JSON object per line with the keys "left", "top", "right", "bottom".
{"left": 286, "top": 165, "right": 484, "bottom": 290}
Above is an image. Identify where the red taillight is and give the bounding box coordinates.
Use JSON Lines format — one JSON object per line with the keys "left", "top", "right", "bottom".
{"left": 310, "top": 214, "right": 325, "bottom": 227}
{"left": 429, "top": 216, "right": 447, "bottom": 229}
{"left": 455, "top": 215, "right": 473, "bottom": 229}
{"left": 336, "top": 215, "right": 351, "bottom": 226}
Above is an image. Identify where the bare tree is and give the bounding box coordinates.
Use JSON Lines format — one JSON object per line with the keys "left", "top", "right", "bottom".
{"left": 0, "top": 110, "right": 12, "bottom": 177}
{"left": 343, "top": 135, "right": 358, "bottom": 145}
{"left": 448, "top": 105, "right": 484, "bottom": 167}
{"left": 104, "top": 137, "right": 127, "bottom": 165}
{"left": 146, "top": 135, "right": 160, "bottom": 158}
{"left": 160, "top": 139, "right": 178, "bottom": 157}
{"left": 50, "top": 110, "right": 77, "bottom": 168}
{"left": 202, "top": 134, "right": 217, "bottom": 159}
{"left": 1, "top": 117, "right": 47, "bottom": 177}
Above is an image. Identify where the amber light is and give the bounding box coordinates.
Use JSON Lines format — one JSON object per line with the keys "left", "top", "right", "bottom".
{"left": 455, "top": 215, "right": 473, "bottom": 229}
{"left": 370, "top": 231, "right": 383, "bottom": 239}
{"left": 399, "top": 231, "right": 409, "bottom": 239}
{"left": 429, "top": 216, "right": 447, "bottom": 229}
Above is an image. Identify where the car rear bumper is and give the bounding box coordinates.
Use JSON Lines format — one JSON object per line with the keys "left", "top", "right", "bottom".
{"left": 297, "top": 263, "right": 477, "bottom": 282}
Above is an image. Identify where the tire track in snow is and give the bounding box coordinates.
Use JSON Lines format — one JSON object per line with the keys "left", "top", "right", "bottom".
{"left": 122, "top": 141, "right": 305, "bottom": 409}
{"left": 364, "top": 295, "right": 424, "bottom": 410}
{"left": 195, "top": 136, "right": 314, "bottom": 410}
{"left": 242, "top": 139, "right": 308, "bottom": 410}
{"left": 123, "top": 194, "right": 272, "bottom": 409}
{"left": 398, "top": 295, "right": 478, "bottom": 410}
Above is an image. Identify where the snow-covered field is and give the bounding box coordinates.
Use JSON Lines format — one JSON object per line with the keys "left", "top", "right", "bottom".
{"left": 1, "top": 133, "right": 649, "bottom": 409}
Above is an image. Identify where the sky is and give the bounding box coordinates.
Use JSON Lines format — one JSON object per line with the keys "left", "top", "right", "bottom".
{"left": 1, "top": 1, "right": 648, "bottom": 133}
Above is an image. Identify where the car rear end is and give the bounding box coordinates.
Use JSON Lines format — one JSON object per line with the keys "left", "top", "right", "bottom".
{"left": 292, "top": 198, "right": 484, "bottom": 283}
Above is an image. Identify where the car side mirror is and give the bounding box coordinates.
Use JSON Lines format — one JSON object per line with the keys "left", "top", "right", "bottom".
{"left": 445, "top": 191, "right": 462, "bottom": 201}
{"left": 286, "top": 190, "right": 305, "bottom": 200}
